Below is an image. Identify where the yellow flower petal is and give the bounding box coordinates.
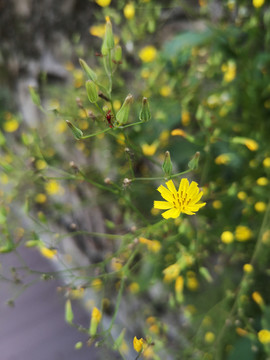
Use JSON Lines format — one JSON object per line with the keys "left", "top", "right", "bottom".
{"left": 162, "top": 208, "right": 181, "bottom": 219}
{"left": 166, "top": 180, "right": 177, "bottom": 195}
{"left": 154, "top": 201, "right": 172, "bottom": 209}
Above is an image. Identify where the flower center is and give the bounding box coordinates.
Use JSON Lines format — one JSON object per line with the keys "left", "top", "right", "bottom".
{"left": 172, "top": 192, "right": 191, "bottom": 210}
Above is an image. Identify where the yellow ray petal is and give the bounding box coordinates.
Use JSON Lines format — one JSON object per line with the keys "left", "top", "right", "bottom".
{"left": 157, "top": 185, "right": 174, "bottom": 202}
{"left": 189, "top": 191, "right": 203, "bottom": 205}
{"left": 187, "top": 181, "right": 199, "bottom": 198}
{"left": 166, "top": 180, "right": 177, "bottom": 195}
{"left": 162, "top": 208, "right": 181, "bottom": 219}
{"left": 178, "top": 178, "right": 189, "bottom": 195}
{"left": 154, "top": 201, "right": 173, "bottom": 210}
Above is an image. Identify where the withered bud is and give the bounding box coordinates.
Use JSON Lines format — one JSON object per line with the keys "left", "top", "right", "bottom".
{"left": 88, "top": 110, "right": 96, "bottom": 118}
{"left": 98, "top": 91, "right": 110, "bottom": 102}
{"left": 69, "top": 161, "right": 79, "bottom": 172}
{"left": 104, "top": 177, "right": 112, "bottom": 184}
{"left": 76, "top": 97, "right": 83, "bottom": 108}
{"left": 123, "top": 178, "right": 132, "bottom": 187}
{"left": 70, "top": 223, "right": 77, "bottom": 230}
{"left": 131, "top": 225, "right": 137, "bottom": 232}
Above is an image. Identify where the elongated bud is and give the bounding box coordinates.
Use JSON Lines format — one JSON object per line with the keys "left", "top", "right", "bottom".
{"left": 25, "top": 240, "right": 42, "bottom": 248}
{"left": 86, "top": 80, "right": 98, "bottom": 103}
{"left": 66, "top": 120, "right": 83, "bottom": 140}
{"left": 89, "top": 307, "right": 102, "bottom": 336}
{"left": 139, "top": 97, "right": 151, "bottom": 122}
{"left": 101, "top": 16, "right": 114, "bottom": 55}
{"left": 113, "top": 328, "right": 126, "bottom": 350}
{"left": 28, "top": 86, "right": 41, "bottom": 107}
{"left": 116, "top": 94, "right": 133, "bottom": 125}
{"left": 79, "top": 59, "right": 97, "bottom": 82}
{"left": 114, "top": 45, "right": 122, "bottom": 62}
{"left": 162, "top": 151, "right": 173, "bottom": 177}
{"left": 188, "top": 151, "right": 200, "bottom": 170}
{"left": 199, "top": 266, "right": 213, "bottom": 283}
{"left": 65, "top": 299, "right": 74, "bottom": 324}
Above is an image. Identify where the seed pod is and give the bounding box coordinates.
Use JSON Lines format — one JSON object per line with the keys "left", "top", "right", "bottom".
{"left": 86, "top": 80, "right": 98, "bottom": 103}
{"left": 139, "top": 97, "right": 151, "bottom": 122}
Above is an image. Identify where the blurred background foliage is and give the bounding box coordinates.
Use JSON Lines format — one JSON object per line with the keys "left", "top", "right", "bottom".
{"left": 1, "top": 0, "right": 270, "bottom": 359}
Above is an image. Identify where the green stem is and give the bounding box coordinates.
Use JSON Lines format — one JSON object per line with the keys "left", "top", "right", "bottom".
{"left": 81, "top": 127, "right": 111, "bottom": 139}
{"left": 130, "top": 169, "right": 192, "bottom": 182}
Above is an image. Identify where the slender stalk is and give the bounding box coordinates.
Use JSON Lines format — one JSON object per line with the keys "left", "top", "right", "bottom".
{"left": 130, "top": 169, "right": 192, "bottom": 182}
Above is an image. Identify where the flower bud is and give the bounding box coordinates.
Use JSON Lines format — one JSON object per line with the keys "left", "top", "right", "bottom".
{"left": 65, "top": 299, "right": 74, "bottom": 324}
{"left": 66, "top": 120, "right": 83, "bottom": 140}
{"left": 101, "top": 16, "right": 114, "bottom": 55}
{"left": 89, "top": 307, "right": 102, "bottom": 336}
{"left": 133, "top": 336, "right": 144, "bottom": 353}
{"left": 86, "top": 80, "right": 98, "bottom": 103}
{"left": 79, "top": 59, "right": 97, "bottom": 82}
{"left": 188, "top": 151, "right": 200, "bottom": 170}
{"left": 114, "top": 45, "right": 122, "bottom": 62}
{"left": 162, "top": 151, "right": 173, "bottom": 177}
{"left": 139, "top": 97, "right": 151, "bottom": 122}
{"left": 28, "top": 86, "right": 41, "bottom": 107}
{"left": 116, "top": 94, "right": 133, "bottom": 125}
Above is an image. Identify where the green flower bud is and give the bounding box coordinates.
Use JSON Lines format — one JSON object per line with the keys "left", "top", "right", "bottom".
{"left": 101, "top": 16, "right": 115, "bottom": 56}
{"left": 28, "top": 86, "right": 41, "bottom": 107}
{"left": 116, "top": 94, "right": 133, "bottom": 126}
{"left": 85, "top": 80, "right": 98, "bottom": 103}
{"left": 114, "top": 45, "right": 122, "bottom": 62}
{"left": 188, "top": 151, "right": 200, "bottom": 170}
{"left": 162, "top": 151, "right": 173, "bottom": 177}
{"left": 65, "top": 299, "right": 74, "bottom": 324}
{"left": 139, "top": 97, "right": 151, "bottom": 122}
{"left": 79, "top": 59, "right": 97, "bottom": 81}
{"left": 66, "top": 120, "right": 83, "bottom": 140}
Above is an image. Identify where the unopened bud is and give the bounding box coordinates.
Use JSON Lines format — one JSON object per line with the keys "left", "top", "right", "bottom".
{"left": 79, "top": 59, "right": 97, "bottom": 82}
{"left": 139, "top": 97, "right": 151, "bottom": 122}
{"left": 101, "top": 16, "right": 114, "bottom": 55}
{"left": 86, "top": 80, "right": 98, "bottom": 103}
{"left": 89, "top": 307, "right": 102, "bottom": 336}
{"left": 188, "top": 151, "right": 200, "bottom": 170}
{"left": 116, "top": 94, "right": 133, "bottom": 125}
{"left": 162, "top": 151, "right": 173, "bottom": 177}
{"left": 66, "top": 120, "right": 83, "bottom": 140}
{"left": 114, "top": 45, "right": 122, "bottom": 62}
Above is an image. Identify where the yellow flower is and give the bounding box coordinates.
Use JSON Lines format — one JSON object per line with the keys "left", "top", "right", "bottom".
{"left": 91, "top": 278, "right": 103, "bottom": 291}
{"left": 253, "top": 0, "right": 264, "bottom": 8}
{"left": 222, "top": 61, "right": 236, "bottom": 82}
{"left": 133, "top": 336, "right": 144, "bottom": 353}
{"left": 204, "top": 332, "right": 215, "bottom": 344}
{"left": 129, "top": 282, "right": 140, "bottom": 294}
{"left": 3, "top": 118, "right": 20, "bottom": 132}
{"left": 113, "top": 99, "right": 121, "bottom": 111}
{"left": 181, "top": 110, "right": 191, "bottom": 126}
{"left": 212, "top": 200, "right": 222, "bottom": 209}
{"left": 92, "top": 307, "right": 102, "bottom": 323}
{"left": 35, "top": 193, "right": 47, "bottom": 204}
{"left": 45, "top": 180, "right": 64, "bottom": 195}
{"left": 139, "top": 237, "right": 161, "bottom": 253}
{"left": 235, "top": 226, "right": 252, "bottom": 242}
{"left": 70, "top": 288, "right": 84, "bottom": 299}
{"left": 256, "top": 177, "right": 268, "bottom": 186}
{"left": 187, "top": 275, "right": 199, "bottom": 291}
{"left": 95, "top": 0, "right": 111, "bottom": 7}
{"left": 123, "top": 3, "right": 135, "bottom": 19}
{"left": 40, "top": 247, "right": 57, "bottom": 259}
{"left": 252, "top": 291, "right": 264, "bottom": 306}
{"left": 215, "top": 154, "right": 231, "bottom": 165}
{"left": 237, "top": 191, "right": 247, "bottom": 201}
{"left": 141, "top": 142, "right": 158, "bottom": 156}
{"left": 175, "top": 275, "right": 184, "bottom": 293}
{"left": 163, "top": 263, "right": 181, "bottom": 283}
{"left": 263, "top": 157, "right": 270, "bottom": 168}
{"left": 258, "top": 329, "right": 270, "bottom": 344}
{"left": 171, "top": 128, "right": 187, "bottom": 137}
{"left": 36, "top": 159, "right": 47, "bottom": 170}
{"left": 221, "top": 231, "right": 234, "bottom": 244}
{"left": 139, "top": 45, "right": 157, "bottom": 63}
{"left": 255, "top": 201, "right": 267, "bottom": 212}
{"left": 160, "top": 85, "right": 172, "bottom": 97}
{"left": 236, "top": 327, "right": 248, "bottom": 337}
{"left": 89, "top": 24, "right": 106, "bottom": 37}
{"left": 154, "top": 178, "right": 206, "bottom": 219}
{"left": 244, "top": 139, "right": 259, "bottom": 151}
{"left": 243, "top": 263, "right": 253, "bottom": 273}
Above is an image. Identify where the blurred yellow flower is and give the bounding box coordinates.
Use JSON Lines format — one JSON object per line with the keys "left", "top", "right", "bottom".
{"left": 123, "top": 3, "right": 135, "bottom": 19}
{"left": 204, "top": 332, "right": 215, "bottom": 343}
{"left": 141, "top": 142, "right": 158, "bottom": 156}
{"left": 113, "top": 99, "right": 121, "bottom": 111}
{"left": 92, "top": 307, "right": 102, "bottom": 323}
{"left": 243, "top": 263, "right": 253, "bottom": 273}
{"left": 244, "top": 139, "right": 258, "bottom": 151}
{"left": 187, "top": 276, "right": 199, "bottom": 291}
{"left": 163, "top": 263, "right": 181, "bottom": 283}
{"left": 235, "top": 225, "right": 252, "bottom": 242}
{"left": 252, "top": 291, "right": 264, "bottom": 307}
{"left": 154, "top": 179, "right": 206, "bottom": 219}
{"left": 253, "top": 0, "right": 264, "bottom": 8}
{"left": 70, "top": 288, "right": 84, "bottom": 299}
{"left": 215, "top": 154, "right": 231, "bottom": 165}
{"left": 221, "top": 231, "right": 234, "bottom": 244}
{"left": 181, "top": 110, "right": 191, "bottom": 126}
{"left": 95, "top": 0, "right": 111, "bottom": 7}
{"left": 91, "top": 278, "right": 103, "bottom": 291}
{"left": 45, "top": 180, "right": 64, "bottom": 195}
{"left": 139, "top": 45, "right": 157, "bottom": 63}
{"left": 212, "top": 200, "right": 222, "bottom": 209}
{"left": 141, "top": 68, "right": 150, "bottom": 79}
{"left": 222, "top": 61, "right": 236, "bottom": 82}
{"left": 254, "top": 201, "right": 266, "bottom": 212}
{"left": 40, "top": 247, "right": 57, "bottom": 259}
{"left": 160, "top": 85, "right": 172, "bottom": 97}
{"left": 139, "top": 237, "right": 161, "bottom": 253}
{"left": 133, "top": 336, "right": 144, "bottom": 353}
{"left": 263, "top": 157, "right": 270, "bottom": 168}
{"left": 171, "top": 129, "right": 187, "bottom": 137}
{"left": 236, "top": 327, "right": 248, "bottom": 337}
{"left": 175, "top": 275, "right": 184, "bottom": 294}
{"left": 35, "top": 193, "right": 47, "bottom": 204}
{"left": 256, "top": 177, "right": 268, "bottom": 186}
{"left": 129, "top": 282, "right": 140, "bottom": 294}
{"left": 3, "top": 118, "right": 19, "bottom": 132}
{"left": 237, "top": 191, "right": 247, "bottom": 201}
{"left": 258, "top": 329, "right": 270, "bottom": 344}
{"left": 89, "top": 24, "right": 106, "bottom": 37}
{"left": 36, "top": 159, "right": 47, "bottom": 170}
